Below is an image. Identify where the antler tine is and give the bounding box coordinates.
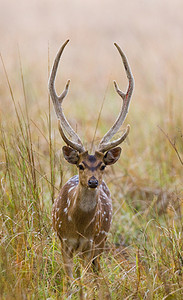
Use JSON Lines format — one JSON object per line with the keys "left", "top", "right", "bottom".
{"left": 48, "top": 40, "right": 85, "bottom": 153}
{"left": 98, "top": 43, "right": 134, "bottom": 153}
{"left": 57, "top": 121, "right": 84, "bottom": 152}
{"left": 99, "top": 125, "right": 130, "bottom": 153}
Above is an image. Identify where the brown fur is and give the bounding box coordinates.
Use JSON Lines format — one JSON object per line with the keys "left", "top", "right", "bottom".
{"left": 52, "top": 149, "right": 120, "bottom": 278}
{"left": 49, "top": 41, "right": 134, "bottom": 280}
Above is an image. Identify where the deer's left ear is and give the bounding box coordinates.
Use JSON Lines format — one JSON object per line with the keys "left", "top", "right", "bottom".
{"left": 103, "top": 147, "right": 122, "bottom": 165}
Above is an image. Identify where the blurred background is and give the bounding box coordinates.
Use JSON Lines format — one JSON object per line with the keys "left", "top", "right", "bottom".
{"left": 0, "top": 0, "right": 182, "bottom": 200}
{"left": 0, "top": 0, "right": 183, "bottom": 210}
{"left": 1, "top": 0, "right": 183, "bottom": 120}
{"left": 0, "top": 1, "right": 183, "bottom": 298}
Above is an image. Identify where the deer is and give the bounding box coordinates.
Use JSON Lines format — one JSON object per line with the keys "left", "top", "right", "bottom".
{"left": 48, "top": 40, "right": 134, "bottom": 280}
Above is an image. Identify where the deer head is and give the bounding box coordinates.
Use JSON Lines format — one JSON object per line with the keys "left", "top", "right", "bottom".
{"left": 48, "top": 40, "right": 134, "bottom": 189}
{"left": 62, "top": 146, "right": 122, "bottom": 189}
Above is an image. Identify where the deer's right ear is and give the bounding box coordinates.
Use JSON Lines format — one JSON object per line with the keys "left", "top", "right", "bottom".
{"left": 62, "top": 146, "right": 79, "bottom": 165}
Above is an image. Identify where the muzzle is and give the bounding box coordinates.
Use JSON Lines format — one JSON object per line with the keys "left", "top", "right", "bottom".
{"left": 88, "top": 176, "right": 98, "bottom": 188}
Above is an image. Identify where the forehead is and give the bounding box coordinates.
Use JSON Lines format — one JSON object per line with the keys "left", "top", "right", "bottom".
{"left": 80, "top": 152, "right": 104, "bottom": 170}
{"left": 87, "top": 155, "right": 98, "bottom": 163}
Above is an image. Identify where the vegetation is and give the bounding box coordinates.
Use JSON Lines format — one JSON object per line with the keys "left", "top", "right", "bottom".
{"left": 0, "top": 48, "right": 182, "bottom": 299}
{"left": 0, "top": 1, "right": 183, "bottom": 298}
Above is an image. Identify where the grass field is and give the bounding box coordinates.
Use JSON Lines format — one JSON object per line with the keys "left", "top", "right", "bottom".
{"left": 0, "top": 0, "right": 183, "bottom": 299}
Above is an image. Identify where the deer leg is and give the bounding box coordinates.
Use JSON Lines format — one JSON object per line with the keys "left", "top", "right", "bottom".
{"left": 92, "top": 256, "right": 101, "bottom": 273}
{"left": 61, "top": 242, "right": 74, "bottom": 280}
{"left": 75, "top": 265, "right": 85, "bottom": 300}
{"left": 91, "top": 241, "right": 105, "bottom": 273}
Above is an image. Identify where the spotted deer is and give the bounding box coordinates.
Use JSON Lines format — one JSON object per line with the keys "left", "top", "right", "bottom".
{"left": 48, "top": 40, "right": 134, "bottom": 279}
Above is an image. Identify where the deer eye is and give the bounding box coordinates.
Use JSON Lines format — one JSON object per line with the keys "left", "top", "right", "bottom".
{"left": 100, "top": 165, "right": 106, "bottom": 171}
{"left": 78, "top": 164, "right": 84, "bottom": 171}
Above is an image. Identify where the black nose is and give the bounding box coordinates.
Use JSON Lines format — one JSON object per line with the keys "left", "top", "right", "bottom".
{"left": 88, "top": 176, "right": 98, "bottom": 188}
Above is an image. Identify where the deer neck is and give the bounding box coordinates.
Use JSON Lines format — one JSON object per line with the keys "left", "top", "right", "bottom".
{"left": 76, "top": 184, "right": 98, "bottom": 212}
{"left": 68, "top": 183, "right": 99, "bottom": 233}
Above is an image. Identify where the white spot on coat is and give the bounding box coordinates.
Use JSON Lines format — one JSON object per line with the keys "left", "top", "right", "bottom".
{"left": 67, "top": 198, "right": 70, "bottom": 207}
{"left": 68, "top": 215, "right": 72, "bottom": 221}
{"left": 68, "top": 186, "right": 75, "bottom": 193}
{"left": 64, "top": 207, "right": 68, "bottom": 214}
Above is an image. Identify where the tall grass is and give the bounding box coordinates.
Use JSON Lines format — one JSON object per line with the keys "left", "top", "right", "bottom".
{"left": 0, "top": 49, "right": 182, "bottom": 300}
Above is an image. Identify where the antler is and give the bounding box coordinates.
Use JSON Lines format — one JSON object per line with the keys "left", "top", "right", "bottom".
{"left": 98, "top": 43, "right": 134, "bottom": 153}
{"left": 48, "top": 39, "right": 85, "bottom": 153}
